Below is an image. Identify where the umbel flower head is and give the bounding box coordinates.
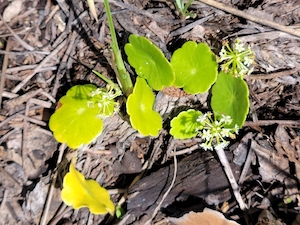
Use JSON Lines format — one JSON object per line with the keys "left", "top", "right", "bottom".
{"left": 218, "top": 39, "right": 255, "bottom": 78}
{"left": 87, "top": 84, "right": 122, "bottom": 118}
{"left": 195, "top": 112, "right": 239, "bottom": 151}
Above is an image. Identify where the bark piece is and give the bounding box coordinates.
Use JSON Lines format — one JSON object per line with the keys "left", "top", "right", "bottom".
{"left": 121, "top": 150, "right": 241, "bottom": 224}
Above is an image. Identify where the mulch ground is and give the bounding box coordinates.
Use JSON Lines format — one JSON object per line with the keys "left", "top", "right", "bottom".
{"left": 0, "top": 0, "right": 300, "bottom": 224}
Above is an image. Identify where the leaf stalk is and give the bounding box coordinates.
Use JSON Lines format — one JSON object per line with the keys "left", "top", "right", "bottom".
{"left": 103, "top": 0, "right": 133, "bottom": 96}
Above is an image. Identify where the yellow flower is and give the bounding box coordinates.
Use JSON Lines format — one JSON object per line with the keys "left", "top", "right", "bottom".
{"left": 61, "top": 163, "right": 115, "bottom": 215}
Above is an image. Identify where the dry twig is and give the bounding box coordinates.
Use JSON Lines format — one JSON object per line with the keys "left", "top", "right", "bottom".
{"left": 245, "top": 120, "right": 300, "bottom": 127}
{"left": 12, "top": 39, "right": 67, "bottom": 93}
{"left": 215, "top": 148, "right": 248, "bottom": 210}
{"left": 246, "top": 68, "right": 299, "bottom": 80}
{"left": 40, "top": 143, "right": 67, "bottom": 225}
{"left": 0, "top": 38, "right": 10, "bottom": 107}
{"left": 145, "top": 152, "right": 178, "bottom": 225}
{"left": 0, "top": 16, "right": 34, "bottom": 51}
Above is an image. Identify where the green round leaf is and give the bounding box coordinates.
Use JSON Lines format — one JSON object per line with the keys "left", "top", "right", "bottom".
{"left": 49, "top": 84, "right": 103, "bottom": 149}
{"left": 125, "top": 34, "right": 174, "bottom": 90}
{"left": 211, "top": 72, "right": 249, "bottom": 128}
{"left": 170, "top": 109, "right": 203, "bottom": 139}
{"left": 126, "top": 77, "right": 162, "bottom": 136}
{"left": 170, "top": 41, "right": 218, "bottom": 94}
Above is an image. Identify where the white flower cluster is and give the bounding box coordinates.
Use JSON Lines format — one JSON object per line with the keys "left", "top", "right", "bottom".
{"left": 195, "top": 112, "right": 239, "bottom": 151}
{"left": 87, "top": 84, "right": 122, "bottom": 118}
{"left": 219, "top": 39, "right": 255, "bottom": 78}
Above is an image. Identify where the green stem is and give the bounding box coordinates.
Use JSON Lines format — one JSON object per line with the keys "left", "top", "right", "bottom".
{"left": 93, "top": 70, "right": 122, "bottom": 96}
{"left": 103, "top": 0, "right": 133, "bottom": 97}
{"left": 183, "top": 0, "right": 195, "bottom": 14}
{"left": 92, "top": 70, "right": 115, "bottom": 86}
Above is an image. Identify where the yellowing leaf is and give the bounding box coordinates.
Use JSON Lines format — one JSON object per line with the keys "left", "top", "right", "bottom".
{"left": 49, "top": 84, "right": 104, "bottom": 149}
{"left": 61, "top": 163, "right": 115, "bottom": 215}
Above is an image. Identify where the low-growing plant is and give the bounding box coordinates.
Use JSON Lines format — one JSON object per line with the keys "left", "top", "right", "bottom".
{"left": 174, "top": 0, "right": 196, "bottom": 19}
{"left": 170, "top": 110, "right": 239, "bottom": 145}
{"left": 49, "top": 0, "right": 254, "bottom": 218}
{"left": 168, "top": 39, "right": 253, "bottom": 210}
{"left": 123, "top": 35, "right": 218, "bottom": 134}
{"left": 49, "top": 73, "right": 121, "bottom": 149}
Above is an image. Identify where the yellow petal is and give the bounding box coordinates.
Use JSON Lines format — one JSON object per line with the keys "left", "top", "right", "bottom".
{"left": 61, "top": 163, "right": 115, "bottom": 215}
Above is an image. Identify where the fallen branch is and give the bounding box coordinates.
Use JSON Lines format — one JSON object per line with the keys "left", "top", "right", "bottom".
{"left": 195, "top": 0, "right": 300, "bottom": 38}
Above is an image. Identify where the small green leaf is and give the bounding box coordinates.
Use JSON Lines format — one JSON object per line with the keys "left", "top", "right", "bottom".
{"left": 170, "top": 41, "right": 218, "bottom": 94}
{"left": 170, "top": 109, "right": 203, "bottom": 139}
{"left": 61, "top": 163, "right": 115, "bottom": 215}
{"left": 125, "top": 34, "right": 174, "bottom": 90}
{"left": 116, "top": 206, "right": 125, "bottom": 218}
{"left": 126, "top": 77, "right": 162, "bottom": 136}
{"left": 49, "top": 84, "right": 103, "bottom": 149}
{"left": 211, "top": 72, "right": 249, "bottom": 128}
